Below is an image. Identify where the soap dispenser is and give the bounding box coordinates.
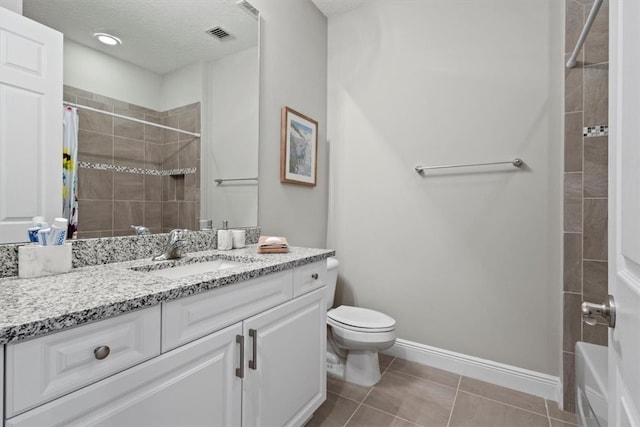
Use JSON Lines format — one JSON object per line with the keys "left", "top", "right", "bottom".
{"left": 217, "top": 220, "right": 233, "bottom": 250}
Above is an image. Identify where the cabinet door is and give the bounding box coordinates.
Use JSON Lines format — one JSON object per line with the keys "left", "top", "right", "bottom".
{"left": 0, "top": 8, "right": 63, "bottom": 243}
{"left": 243, "top": 288, "right": 326, "bottom": 427}
{"left": 6, "top": 323, "right": 243, "bottom": 427}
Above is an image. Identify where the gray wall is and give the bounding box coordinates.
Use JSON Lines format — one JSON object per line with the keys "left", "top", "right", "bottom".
{"left": 326, "top": 0, "right": 563, "bottom": 376}
{"left": 0, "top": 0, "right": 21, "bottom": 13}
{"left": 206, "top": 47, "right": 259, "bottom": 229}
{"left": 251, "top": 0, "right": 329, "bottom": 248}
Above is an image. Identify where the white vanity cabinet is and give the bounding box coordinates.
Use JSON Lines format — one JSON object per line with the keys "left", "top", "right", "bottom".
{"left": 2, "top": 261, "right": 328, "bottom": 427}
{"left": 160, "top": 266, "right": 327, "bottom": 427}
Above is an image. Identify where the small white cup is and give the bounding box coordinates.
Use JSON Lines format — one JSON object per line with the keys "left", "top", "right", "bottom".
{"left": 232, "top": 230, "right": 246, "bottom": 248}
{"left": 217, "top": 230, "right": 233, "bottom": 250}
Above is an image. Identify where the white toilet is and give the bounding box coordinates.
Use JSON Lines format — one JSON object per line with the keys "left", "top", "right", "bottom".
{"left": 325, "top": 257, "right": 396, "bottom": 386}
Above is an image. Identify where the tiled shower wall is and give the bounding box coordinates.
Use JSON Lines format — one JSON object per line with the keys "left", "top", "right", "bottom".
{"left": 562, "top": 0, "right": 609, "bottom": 412}
{"left": 64, "top": 86, "right": 200, "bottom": 238}
{"left": 160, "top": 104, "right": 201, "bottom": 233}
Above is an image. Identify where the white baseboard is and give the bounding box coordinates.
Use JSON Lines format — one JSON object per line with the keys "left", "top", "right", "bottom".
{"left": 384, "top": 338, "right": 562, "bottom": 403}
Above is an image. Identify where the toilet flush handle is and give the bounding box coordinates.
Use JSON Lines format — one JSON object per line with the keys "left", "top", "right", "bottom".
{"left": 582, "top": 295, "right": 616, "bottom": 328}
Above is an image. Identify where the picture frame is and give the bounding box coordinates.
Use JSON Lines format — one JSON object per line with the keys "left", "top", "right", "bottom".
{"left": 280, "top": 106, "right": 318, "bottom": 187}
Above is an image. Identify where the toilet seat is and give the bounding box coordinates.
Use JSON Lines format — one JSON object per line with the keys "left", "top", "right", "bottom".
{"left": 328, "top": 306, "right": 396, "bottom": 333}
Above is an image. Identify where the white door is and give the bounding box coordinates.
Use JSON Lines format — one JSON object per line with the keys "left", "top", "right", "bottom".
{"left": 243, "top": 288, "right": 326, "bottom": 427}
{"left": 5, "top": 323, "right": 243, "bottom": 427}
{"left": 0, "top": 8, "right": 62, "bottom": 243}
{"left": 608, "top": 0, "right": 640, "bottom": 425}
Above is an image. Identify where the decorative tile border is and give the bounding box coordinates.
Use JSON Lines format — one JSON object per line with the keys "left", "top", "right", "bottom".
{"left": 583, "top": 125, "right": 608, "bottom": 138}
{"left": 0, "top": 227, "right": 260, "bottom": 278}
{"left": 79, "top": 161, "right": 197, "bottom": 176}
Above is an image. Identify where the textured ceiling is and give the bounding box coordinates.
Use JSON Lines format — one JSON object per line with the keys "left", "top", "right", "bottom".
{"left": 23, "top": 0, "right": 259, "bottom": 75}
{"left": 312, "top": 0, "right": 368, "bottom": 16}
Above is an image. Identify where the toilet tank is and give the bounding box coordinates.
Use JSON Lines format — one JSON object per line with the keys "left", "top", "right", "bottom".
{"left": 326, "top": 257, "right": 339, "bottom": 308}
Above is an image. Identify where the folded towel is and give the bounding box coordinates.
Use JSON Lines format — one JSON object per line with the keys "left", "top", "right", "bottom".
{"left": 258, "top": 235, "right": 289, "bottom": 249}
{"left": 257, "top": 236, "right": 289, "bottom": 254}
{"left": 257, "top": 246, "right": 289, "bottom": 254}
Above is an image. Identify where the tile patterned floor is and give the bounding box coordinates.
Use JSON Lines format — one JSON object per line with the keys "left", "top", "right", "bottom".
{"left": 307, "top": 354, "right": 578, "bottom": 427}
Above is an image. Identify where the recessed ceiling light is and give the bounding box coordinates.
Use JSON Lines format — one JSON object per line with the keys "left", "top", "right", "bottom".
{"left": 93, "top": 33, "right": 122, "bottom": 46}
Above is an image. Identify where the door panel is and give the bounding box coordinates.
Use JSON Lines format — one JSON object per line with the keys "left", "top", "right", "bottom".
{"left": 0, "top": 8, "right": 62, "bottom": 243}
{"left": 609, "top": 0, "right": 640, "bottom": 424}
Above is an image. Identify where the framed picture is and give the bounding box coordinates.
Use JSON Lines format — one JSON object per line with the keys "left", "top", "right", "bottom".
{"left": 280, "top": 106, "right": 318, "bottom": 187}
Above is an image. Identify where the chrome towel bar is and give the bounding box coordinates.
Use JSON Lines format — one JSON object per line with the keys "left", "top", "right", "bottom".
{"left": 214, "top": 177, "right": 259, "bottom": 184}
{"left": 415, "top": 158, "right": 523, "bottom": 173}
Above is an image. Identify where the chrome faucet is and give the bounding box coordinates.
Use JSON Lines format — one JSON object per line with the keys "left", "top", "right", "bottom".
{"left": 131, "top": 225, "right": 150, "bottom": 235}
{"left": 152, "top": 229, "right": 189, "bottom": 261}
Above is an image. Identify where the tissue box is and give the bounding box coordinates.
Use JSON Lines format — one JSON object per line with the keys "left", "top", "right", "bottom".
{"left": 18, "top": 243, "right": 72, "bottom": 278}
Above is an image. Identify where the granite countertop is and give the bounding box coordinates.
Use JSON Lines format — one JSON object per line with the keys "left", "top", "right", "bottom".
{"left": 0, "top": 246, "right": 335, "bottom": 345}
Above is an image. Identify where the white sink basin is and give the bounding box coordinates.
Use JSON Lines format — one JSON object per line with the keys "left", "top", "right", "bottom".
{"left": 145, "top": 259, "right": 245, "bottom": 279}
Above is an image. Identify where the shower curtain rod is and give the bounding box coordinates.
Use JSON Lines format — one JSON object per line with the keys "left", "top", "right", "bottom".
{"left": 63, "top": 101, "right": 201, "bottom": 138}
{"left": 566, "top": 0, "right": 603, "bottom": 68}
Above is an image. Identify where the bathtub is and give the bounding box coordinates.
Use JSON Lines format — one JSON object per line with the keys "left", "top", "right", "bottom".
{"left": 575, "top": 342, "right": 608, "bottom": 427}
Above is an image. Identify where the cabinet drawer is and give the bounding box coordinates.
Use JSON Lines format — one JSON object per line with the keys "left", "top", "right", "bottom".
{"left": 293, "top": 261, "right": 327, "bottom": 297}
{"left": 162, "top": 269, "right": 293, "bottom": 352}
{"left": 5, "top": 305, "right": 161, "bottom": 417}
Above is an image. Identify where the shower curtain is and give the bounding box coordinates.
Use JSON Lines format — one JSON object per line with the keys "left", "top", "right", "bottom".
{"left": 63, "top": 106, "right": 79, "bottom": 239}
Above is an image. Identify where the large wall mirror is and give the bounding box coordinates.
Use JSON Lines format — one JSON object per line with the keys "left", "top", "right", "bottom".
{"left": 22, "top": 0, "right": 260, "bottom": 239}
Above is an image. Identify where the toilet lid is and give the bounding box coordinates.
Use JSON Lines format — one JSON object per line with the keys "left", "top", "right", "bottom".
{"left": 327, "top": 305, "right": 396, "bottom": 332}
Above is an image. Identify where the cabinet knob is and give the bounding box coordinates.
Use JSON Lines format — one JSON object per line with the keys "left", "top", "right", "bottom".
{"left": 94, "top": 345, "right": 111, "bottom": 360}
{"left": 311, "top": 273, "right": 319, "bottom": 280}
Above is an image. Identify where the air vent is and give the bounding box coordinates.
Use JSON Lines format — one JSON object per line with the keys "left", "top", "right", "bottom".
{"left": 206, "top": 26, "right": 231, "bottom": 40}
{"left": 237, "top": 0, "right": 259, "bottom": 19}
